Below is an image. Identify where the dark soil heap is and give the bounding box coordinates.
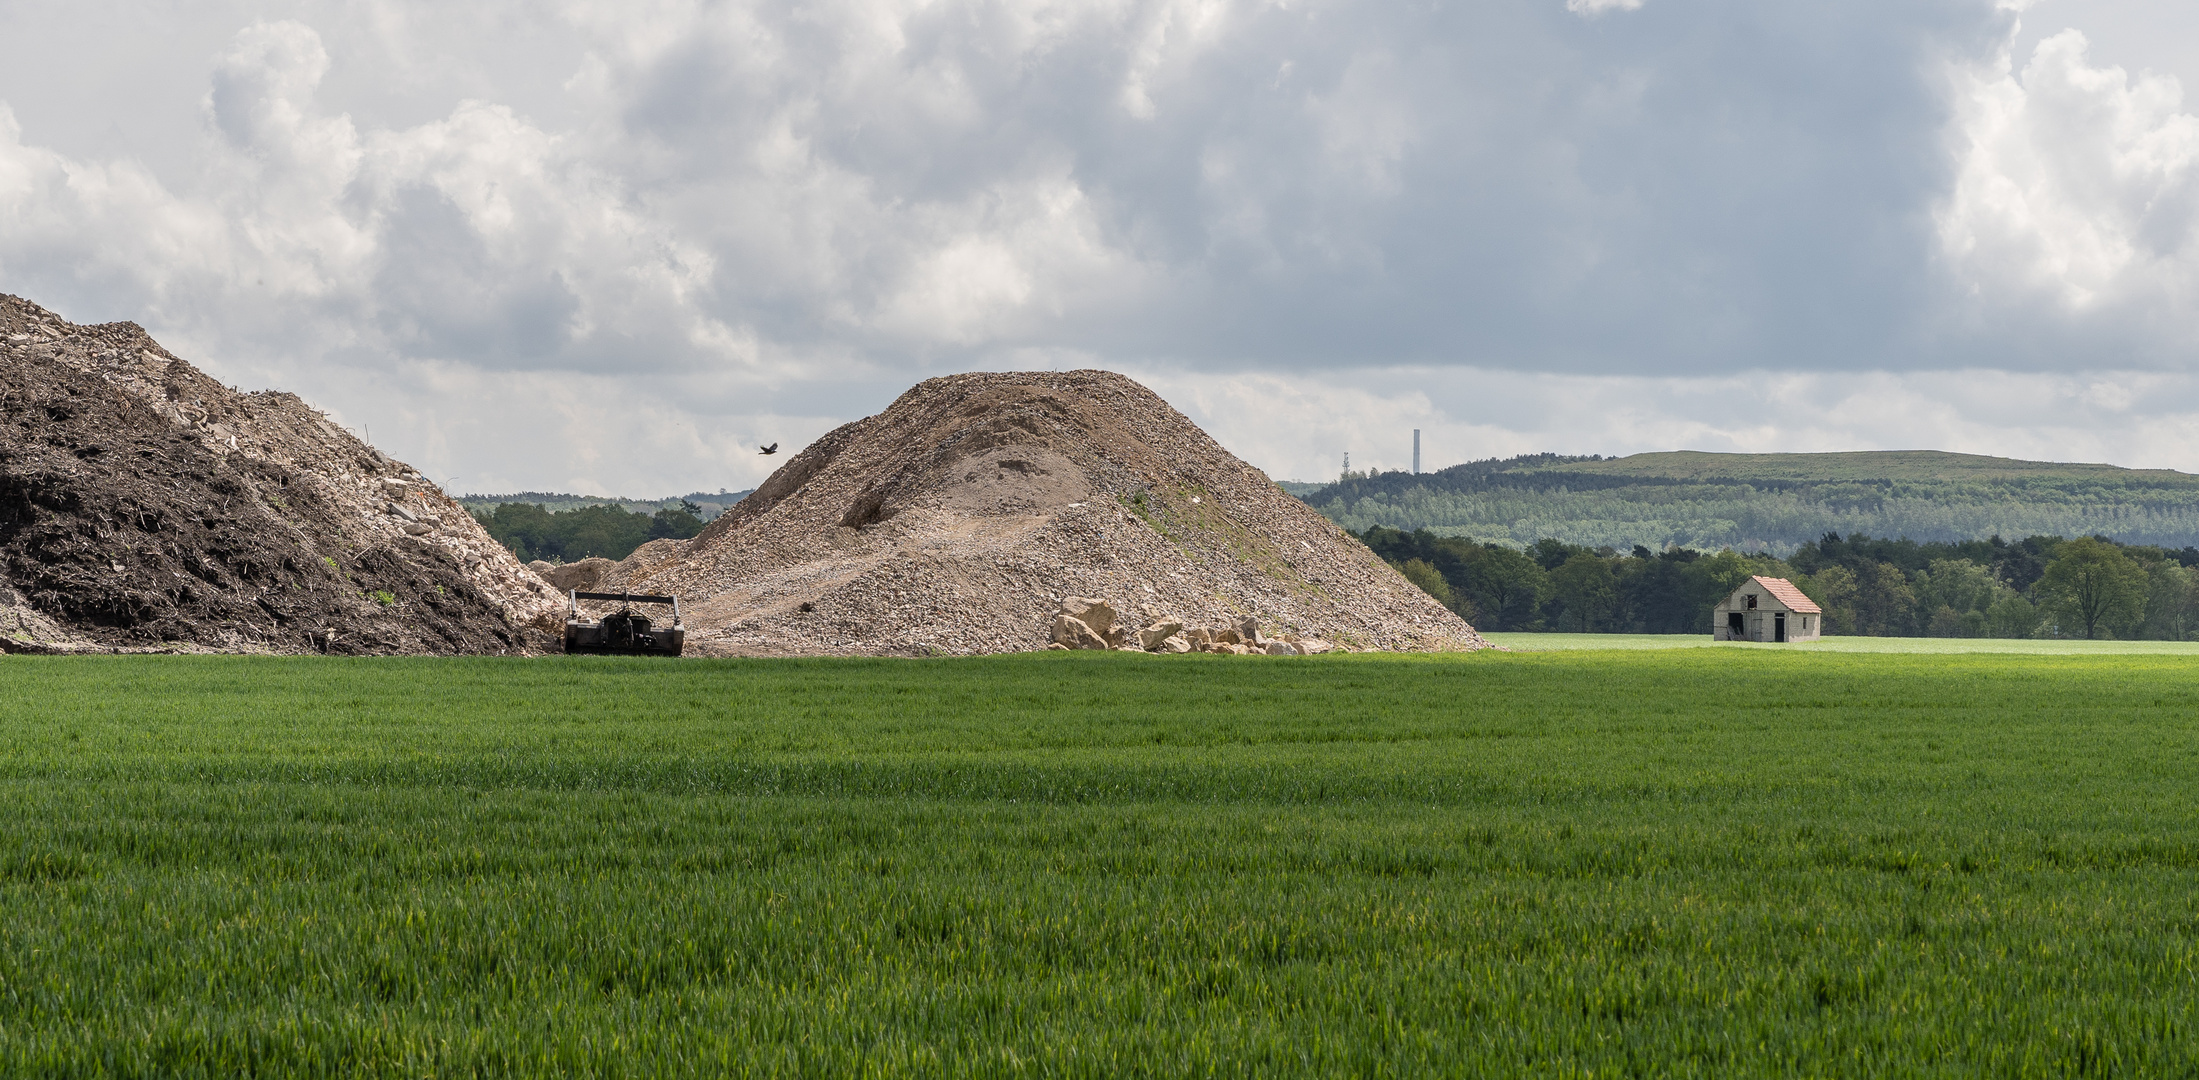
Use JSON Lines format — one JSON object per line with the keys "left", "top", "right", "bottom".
{"left": 0, "top": 295, "right": 563, "bottom": 654}
{"left": 600, "top": 370, "right": 1488, "bottom": 655}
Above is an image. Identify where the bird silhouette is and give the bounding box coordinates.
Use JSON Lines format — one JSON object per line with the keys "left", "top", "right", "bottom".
{"left": 759, "top": 442, "right": 779, "bottom": 455}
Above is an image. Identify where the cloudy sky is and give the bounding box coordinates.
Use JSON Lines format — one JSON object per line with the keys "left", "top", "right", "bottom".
{"left": 3, "top": 0, "right": 2197, "bottom": 494}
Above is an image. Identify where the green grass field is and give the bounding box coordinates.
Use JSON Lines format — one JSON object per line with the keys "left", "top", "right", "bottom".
{"left": 1, "top": 651, "right": 2196, "bottom": 1076}
{"left": 1484, "top": 632, "right": 2199, "bottom": 654}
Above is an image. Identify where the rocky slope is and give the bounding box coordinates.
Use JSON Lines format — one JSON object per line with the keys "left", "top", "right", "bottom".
{"left": 592, "top": 370, "right": 1488, "bottom": 655}
{"left": 0, "top": 294, "right": 564, "bottom": 654}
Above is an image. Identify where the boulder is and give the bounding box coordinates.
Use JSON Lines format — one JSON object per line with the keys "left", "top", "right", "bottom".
{"left": 1060, "top": 596, "right": 1116, "bottom": 635}
{"left": 1158, "top": 636, "right": 1192, "bottom": 654}
{"left": 542, "top": 557, "right": 616, "bottom": 593}
{"left": 1138, "top": 618, "right": 1185, "bottom": 651}
{"left": 1298, "top": 638, "right": 1337, "bottom": 655}
{"left": 0, "top": 587, "right": 85, "bottom": 654}
{"left": 1213, "top": 628, "right": 1242, "bottom": 645}
{"left": 1052, "top": 614, "right": 1109, "bottom": 650}
{"left": 1264, "top": 641, "right": 1302, "bottom": 656}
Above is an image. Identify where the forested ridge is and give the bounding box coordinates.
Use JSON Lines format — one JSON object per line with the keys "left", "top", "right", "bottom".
{"left": 470, "top": 501, "right": 706, "bottom": 563}
{"left": 1361, "top": 528, "right": 2199, "bottom": 640}
{"left": 1304, "top": 451, "right": 2199, "bottom": 552}
{"left": 462, "top": 489, "right": 751, "bottom": 563}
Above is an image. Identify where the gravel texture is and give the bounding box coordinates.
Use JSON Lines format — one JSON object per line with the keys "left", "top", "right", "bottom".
{"left": 599, "top": 370, "right": 1490, "bottom": 655}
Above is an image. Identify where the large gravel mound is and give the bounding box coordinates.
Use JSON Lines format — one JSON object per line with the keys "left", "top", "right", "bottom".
{"left": 0, "top": 295, "right": 563, "bottom": 654}
{"left": 600, "top": 370, "right": 1488, "bottom": 655}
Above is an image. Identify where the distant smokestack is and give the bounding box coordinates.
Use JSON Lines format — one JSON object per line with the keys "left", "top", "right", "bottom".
{"left": 1412, "top": 430, "right": 1420, "bottom": 475}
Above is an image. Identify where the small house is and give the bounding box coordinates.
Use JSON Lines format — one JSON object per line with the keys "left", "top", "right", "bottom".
{"left": 1714, "top": 576, "right": 1822, "bottom": 642}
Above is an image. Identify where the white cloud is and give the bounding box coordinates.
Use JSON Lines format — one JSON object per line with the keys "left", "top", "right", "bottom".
{"left": 304, "top": 356, "right": 847, "bottom": 496}
{"left": 1565, "top": 0, "right": 1644, "bottom": 15}
{"left": 0, "top": 103, "right": 231, "bottom": 314}
{"left": 1938, "top": 28, "right": 2199, "bottom": 348}
{"left": 5, "top": 1, "right": 2199, "bottom": 494}
{"left": 1119, "top": 0, "right": 1233, "bottom": 120}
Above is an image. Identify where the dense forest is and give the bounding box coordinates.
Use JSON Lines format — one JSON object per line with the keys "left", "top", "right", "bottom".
{"left": 1305, "top": 451, "right": 2199, "bottom": 552}
{"left": 464, "top": 488, "right": 753, "bottom": 563}
{"left": 459, "top": 489, "right": 750, "bottom": 520}
{"left": 1359, "top": 527, "right": 2199, "bottom": 639}
{"left": 473, "top": 501, "right": 707, "bottom": 563}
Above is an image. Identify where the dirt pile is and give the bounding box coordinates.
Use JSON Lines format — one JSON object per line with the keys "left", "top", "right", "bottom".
{"left": 0, "top": 294, "right": 564, "bottom": 654}
{"left": 597, "top": 370, "right": 1488, "bottom": 655}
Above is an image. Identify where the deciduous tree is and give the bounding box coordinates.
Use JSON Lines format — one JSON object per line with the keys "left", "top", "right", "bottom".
{"left": 1463, "top": 546, "right": 1549, "bottom": 630}
{"left": 1551, "top": 554, "right": 1617, "bottom": 632}
{"left": 1852, "top": 562, "right": 1918, "bottom": 637}
{"left": 1795, "top": 567, "right": 1856, "bottom": 635}
{"left": 2039, "top": 538, "right": 2147, "bottom": 639}
{"left": 1395, "top": 558, "right": 1457, "bottom": 612}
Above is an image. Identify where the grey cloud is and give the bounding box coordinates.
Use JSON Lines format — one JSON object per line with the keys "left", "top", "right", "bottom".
{"left": 370, "top": 186, "right": 581, "bottom": 364}
{"left": 566, "top": 0, "right": 2021, "bottom": 375}
{"left": 4, "top": 0, "right": 2198, "bottom": 493}
{"left": 0, "top": 0, "right": 2082, "bottom": 384}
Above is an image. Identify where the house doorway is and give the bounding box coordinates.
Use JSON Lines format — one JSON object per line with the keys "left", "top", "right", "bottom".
{"left": 1774, "top": 612, "right": 1787, "bottom": 642}
{"left": 1727, "top": 612, "right": 1744, "bottom": 638}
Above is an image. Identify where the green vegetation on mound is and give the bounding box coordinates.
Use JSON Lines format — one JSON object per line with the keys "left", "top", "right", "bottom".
{"left": 1, "top": 652, "right": 2196, "bottom": 1075}
{"left": 1302, "top": 450, "right": 2199, "bottom": 551}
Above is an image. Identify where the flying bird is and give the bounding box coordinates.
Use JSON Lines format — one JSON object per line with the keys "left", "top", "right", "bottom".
{"left": 759, "top": 442, "right": 779, "bottom": 455}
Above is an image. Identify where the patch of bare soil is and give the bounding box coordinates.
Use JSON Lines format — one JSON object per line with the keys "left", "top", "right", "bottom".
{"left": 0, "top": 294, "right": 564, "bottom": 655}
{"left": 599, "top": 370, "right": 1489, "bottom": 655}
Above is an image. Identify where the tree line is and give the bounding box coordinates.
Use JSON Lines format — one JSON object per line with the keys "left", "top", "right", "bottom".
{"left": 474, "top": 501, "right": 707, "bottom": 563}
{"left": 1358, "top": 527, "right": 2199, "bottom": 640}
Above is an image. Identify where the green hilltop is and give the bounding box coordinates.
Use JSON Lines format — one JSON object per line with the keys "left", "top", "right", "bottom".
{"left": 1543, "top": 450, "right": 2189, "bottom": 483}
{"left": 1297, "top": 450, "right": 2199, "bottom": 552}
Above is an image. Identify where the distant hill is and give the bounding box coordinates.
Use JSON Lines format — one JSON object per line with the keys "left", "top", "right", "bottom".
{"left": 458, "top": 489, "right": 752, "bottom": 522}
{"left": 1297, "top": 451, "right": 2199, "bottom": 552}
{"left": 1543, "top": 450, "right": 2188, "bottom": 484}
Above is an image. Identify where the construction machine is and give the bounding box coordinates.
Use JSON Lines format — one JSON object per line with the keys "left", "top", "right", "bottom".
{"left": 564, "top": 591, "right": 686, "bottom": 657}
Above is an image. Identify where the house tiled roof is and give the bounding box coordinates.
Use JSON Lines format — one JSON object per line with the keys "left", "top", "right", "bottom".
{"left": 1752, "top": 575, "right": 1822, "bottom": 614}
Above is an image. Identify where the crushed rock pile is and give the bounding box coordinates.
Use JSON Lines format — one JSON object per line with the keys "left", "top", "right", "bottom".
{"left": 0, "top": 294, "right": 564, "bottom": 654}
{"left": 1045, "top": 595, "right": 1343, "bottom": 655}
{"left": 595, "top": 370, "right": 1489, "bottom": 655}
